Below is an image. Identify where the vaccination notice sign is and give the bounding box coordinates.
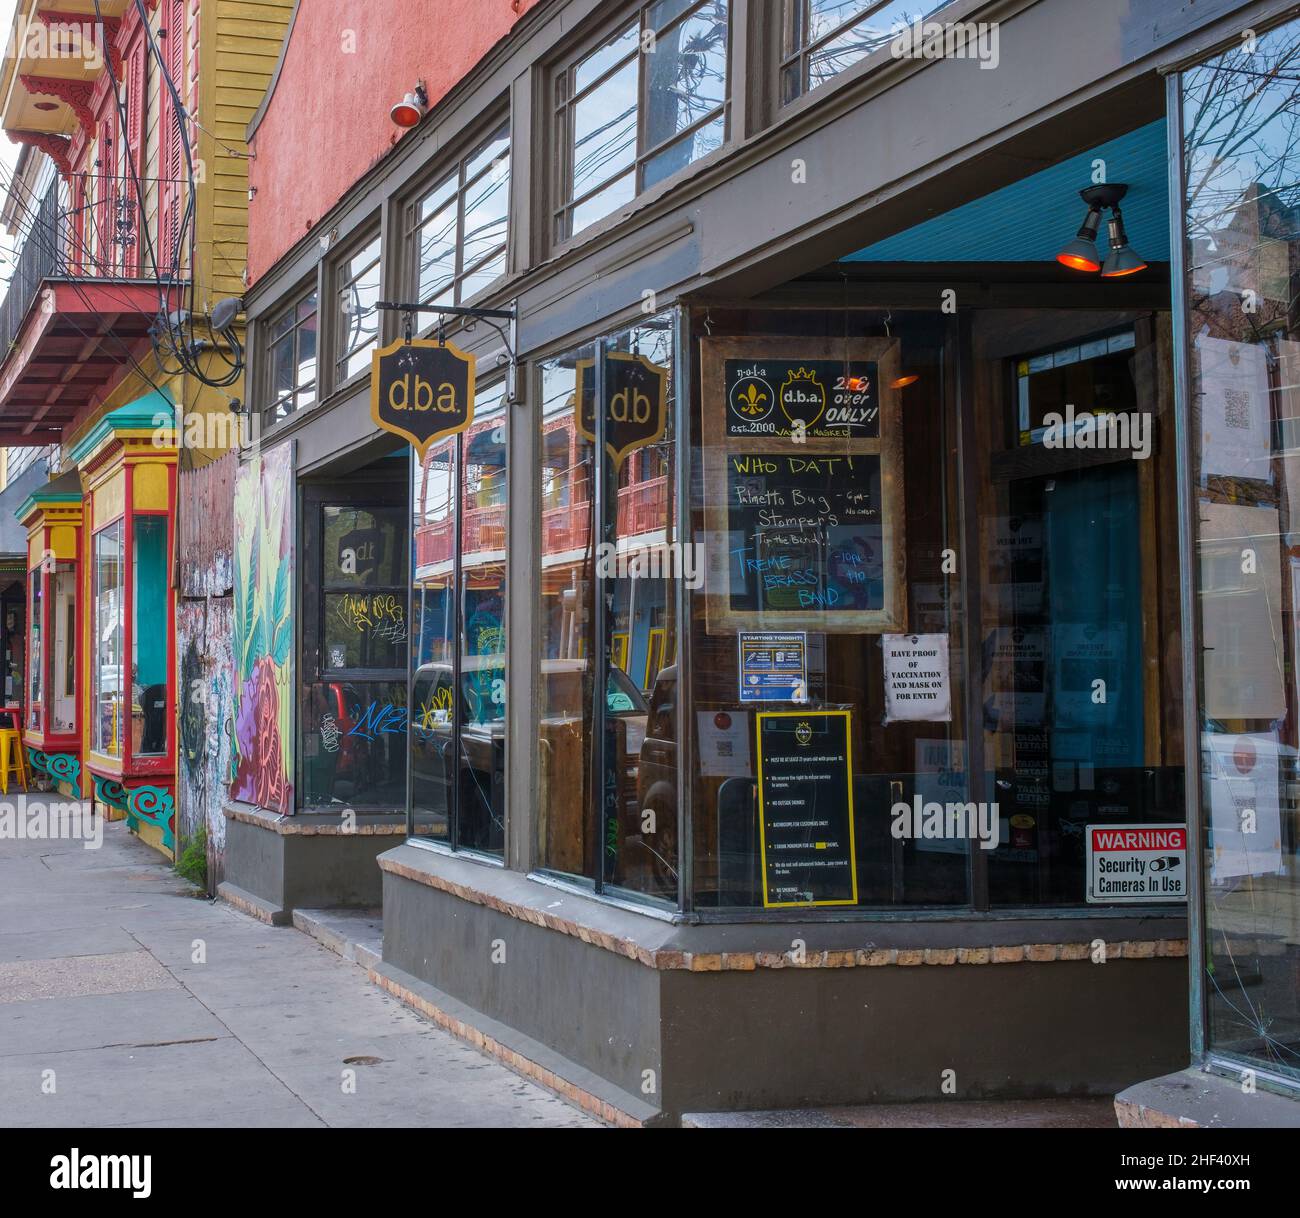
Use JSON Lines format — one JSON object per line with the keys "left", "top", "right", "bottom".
{"left": 1086, "top": 824, "right": 1188, "bottom": 904}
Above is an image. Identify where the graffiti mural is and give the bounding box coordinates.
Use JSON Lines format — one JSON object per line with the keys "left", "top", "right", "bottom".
{"left": 231, "top": 445, "right": 294, "bottom": 813}
{"left": 178, "top": 598, "right": 234, "bottom": 872}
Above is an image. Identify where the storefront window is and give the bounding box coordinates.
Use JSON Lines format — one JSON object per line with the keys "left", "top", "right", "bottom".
{"left": 781, "top": 1, "right": 958, "bottom": 104}
{"left": 536, "top": 319, "right": 679, "bottom": 902}
{"left": 2, "top": 584, "right": 25, "bottom": 710}
{"left": 1181, "top": 20, "right": 1300, "bottom": 1081}
{"left": 407, "top": 121, "right": 510, "bottom": 308}
{"left": 555, "top": 1, "right": 728, "bottom": 239}
{"left": 689, "top": 310, "right": 966, "bottom": 909}
{"left": 92, "top": 521, "right": 125, "bottom": 757}
{"left": 410, "top": 382, "right": 509, "bottom": 856}
{"left": 335, "top": 234, "right": 382, "bottom": 383}
{"left": 132, "top": 517, "right": 168, "bottom": 756}
{"left": 27, "top": 568, "right": 41, "bottom": 730}
{"left": 971, "top": 312, "right": 1184, "bottom": 906}
{"left": 49, "top": 564, "right": 76, "bottom": 735}
{"left": 301, "top": 477, "right": 409, "bottom": 809}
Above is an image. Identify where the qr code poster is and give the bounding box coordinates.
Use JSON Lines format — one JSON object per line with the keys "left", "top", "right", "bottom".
{"left": 1195, "top": 335, "right": 1272, "bottom": 482}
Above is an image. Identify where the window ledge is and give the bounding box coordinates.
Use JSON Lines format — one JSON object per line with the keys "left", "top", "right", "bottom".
{"left": 378, "top": 843, "right": 1188, "bottom": 971}
{"left": 224, "top": 800, "right": 406, "bottom": 836}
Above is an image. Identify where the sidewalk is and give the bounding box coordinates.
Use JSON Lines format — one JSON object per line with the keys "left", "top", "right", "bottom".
{"left": 0, "top": 805, "right": 595, "bottom": 1128}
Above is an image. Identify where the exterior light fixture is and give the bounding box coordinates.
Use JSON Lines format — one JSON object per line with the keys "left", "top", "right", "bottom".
{"left": 391, "top": 82, "right": 428, "bottom": 129}
{"left": 1100, "top": 205, "right": 1148, "bottom": 278}
{"left": 890, "top": 373, "right": 920, "bottom": 389}
{"left": 1057, "top": 183, "right": 1144, "bottom": 277}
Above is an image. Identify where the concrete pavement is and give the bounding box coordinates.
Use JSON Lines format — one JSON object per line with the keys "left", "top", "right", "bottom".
{"left": 0, "top": 803, "right": 596, "bottom": 1128}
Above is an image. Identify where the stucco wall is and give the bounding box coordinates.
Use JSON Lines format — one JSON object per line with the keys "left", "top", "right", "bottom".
{"left": 246, "top": 0, "right": 541, "bottom": 282}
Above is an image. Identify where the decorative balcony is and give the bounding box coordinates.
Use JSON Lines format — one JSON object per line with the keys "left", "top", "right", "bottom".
{"left": 0, "top": 174, "right": 185, "bottom": 445}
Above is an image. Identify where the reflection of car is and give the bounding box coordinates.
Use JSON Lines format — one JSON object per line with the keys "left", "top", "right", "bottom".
{"left": 628, "top": 665, "right": 677, "bottom": 894}
{"left": 411, "top": 659, "right": 649, "bottom": 855}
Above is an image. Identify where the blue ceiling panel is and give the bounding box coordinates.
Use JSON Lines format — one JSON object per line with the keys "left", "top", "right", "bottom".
{"left": 845, "top": 119, "right": 1169, "bottom": 263}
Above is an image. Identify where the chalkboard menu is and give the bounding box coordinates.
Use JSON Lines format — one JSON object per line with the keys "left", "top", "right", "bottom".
{"left": 725, "top": 452, "right": 885, "bottom": 613}
{"left": 725, "top": 358, "right": 880, "bottom": 439}
{"left": 701, "top": 337, "right": 906, "bottom": 634}
{"left": 757, "top": 710, "right": 858, "bottom": 907}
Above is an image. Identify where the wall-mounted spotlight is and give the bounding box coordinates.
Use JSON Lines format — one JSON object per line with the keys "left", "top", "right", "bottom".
{"left": 391, "top": 82, "right": 428, "bottom": 129}
{"left": 1057, "top": 183, "right": 1145, "bottom": 277}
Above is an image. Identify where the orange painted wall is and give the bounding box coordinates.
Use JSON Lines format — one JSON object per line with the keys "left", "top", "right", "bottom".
{"left": 246, "top": 0, "right": 541, "bottom": 283}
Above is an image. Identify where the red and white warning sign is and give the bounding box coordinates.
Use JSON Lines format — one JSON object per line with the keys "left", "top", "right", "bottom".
{"left": 1086, "top": 824, "right": 1187, "bottom": 904}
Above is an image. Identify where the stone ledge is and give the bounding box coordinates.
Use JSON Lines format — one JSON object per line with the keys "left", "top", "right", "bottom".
{"left": 1116, "top": 1068, "right": 1300, "bottom": 1128}
{"left": 218, "top": 881, "right": 290, "bottom": 927}
{"left": 380, "top": 847, "right": 1187, "bottom": 972}
{"left": 369, "top": 960, "right": 659, "bottom": 1128}
{"left": 224, "top": 801, "right": 406, "bottom": 836}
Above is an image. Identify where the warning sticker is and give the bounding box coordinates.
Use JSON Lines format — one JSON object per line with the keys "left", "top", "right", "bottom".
{"left": 1086, "top": 824, "right": 1188, "bottom": 904}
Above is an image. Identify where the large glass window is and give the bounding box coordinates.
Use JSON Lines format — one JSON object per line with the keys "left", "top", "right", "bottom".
{"left": 301, "top": 480, "right": 409, "bottom": 810}
{"left": 1181, "top": 20, "right": 1300, "bottom": 1082}
{"left": 2, "top": 583, "right": 25, "bottom": 711}
{"left": 555, "top": 1, "right": 729, "bottom": 240}
{"left": 50, "top": 564, "right": 76, "bottom": 735}
{"left": 132, "top": 517, "right": 168, "bottom": 756}
{"left": 781, "top": 1, "right": 958, "bottom": 104}
{"left": 335, "top": 234, "right": 382, "bottom": 383}
{"left": 536, "top": 319, "right": 679, "bottom": 903}
{"left": 27, "top": 568, "right": 41, "bottom": 730}
{"left": 93, "top": 521, "right": 125, "bottom": 757}
{"left": 407, "top": 121, "right": 510, "bottom": 309}
{"left": 410, "top": 382, "right": 509, "bottom": 857}
{"left": 265, "top": 286, "right": 319, "bottom": 425}
{"left": 688, "top": 311, "right": 965, "bottom": 909}
{"left": 971, "top": 313, "right": 1183, "bottom": 907}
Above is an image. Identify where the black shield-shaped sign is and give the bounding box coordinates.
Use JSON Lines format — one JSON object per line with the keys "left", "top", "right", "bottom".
{"left": 371, "top": 338, "right": 476, "bottom": 458}
{"left": 576, "top": 352, "right": 668, "bottom": 468}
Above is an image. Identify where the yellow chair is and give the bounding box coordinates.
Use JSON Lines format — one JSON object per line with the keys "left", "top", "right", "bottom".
{"left": 0, "top": 729, "right": 28, "bottom": 795}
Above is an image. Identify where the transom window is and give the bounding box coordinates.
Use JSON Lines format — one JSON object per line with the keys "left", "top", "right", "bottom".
{"left": 781, "top": 1, "right": 955, "bottom": 103}
{"left": 264, "top": 286, "right": 319, "bottom": 424}
{"left": 555, "top": 0, "right": 730, "bottom": 240}
{"left": 407, "top": 120, "right": 510, "bottom": 309}
{"left": 336, "top": 234, "right": 382, "bottom": 383}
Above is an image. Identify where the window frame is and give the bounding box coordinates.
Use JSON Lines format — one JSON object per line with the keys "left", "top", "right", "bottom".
{"left": 332, "top": 229, "right": 384, "bottom": 387}
{"left": 406, "top": 377, "right": 512, "bottom": 861}
{"left": 552, "top": 0, "right": 733, "bottom": 243}
{"left": 402, "top": 115, "right": 512, "bottom": 316}
{"left": 261, "top": 281, "right": 320, "bottom": 426}
{"left": 778, "top": 0, "right": 960, "bottom": 107}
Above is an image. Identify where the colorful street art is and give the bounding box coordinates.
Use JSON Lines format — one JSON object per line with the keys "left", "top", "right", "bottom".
{"left": 231, "top": 445, "right": 294, "bottom": 813}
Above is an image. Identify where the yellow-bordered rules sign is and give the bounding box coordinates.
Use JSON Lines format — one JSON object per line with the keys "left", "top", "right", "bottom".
{"left": 756, "top": 709, "right": 858, "bottom": 908}
{"left": 371, "top": 337, "right": 477, "bottom": 458}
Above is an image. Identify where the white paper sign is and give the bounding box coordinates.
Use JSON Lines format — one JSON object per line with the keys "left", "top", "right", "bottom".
{"left": 1203, "top": 731, "right": 1283, "bottom": 882}
{"left": 882, "top": 634, "right": 951, "bottom": 723}
{"left": 1195, "top": 335, "right": 1272, "bottom": 481}
{"left": 696, "top": 709, "right": 752, "bottom": 778}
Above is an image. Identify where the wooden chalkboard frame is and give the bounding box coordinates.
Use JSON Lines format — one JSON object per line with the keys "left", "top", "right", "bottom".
{"left": 700, "top": 336, "right": 907, "bottom": 634}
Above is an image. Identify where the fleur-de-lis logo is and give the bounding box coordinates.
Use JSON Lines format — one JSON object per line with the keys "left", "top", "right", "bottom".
{"left": 737, "top": 383, "right": 767, "bottom": 416}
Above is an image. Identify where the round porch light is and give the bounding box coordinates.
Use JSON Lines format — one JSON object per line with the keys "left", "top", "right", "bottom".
{"left": 391, "top": 83, "right": 428, "bottom": 129}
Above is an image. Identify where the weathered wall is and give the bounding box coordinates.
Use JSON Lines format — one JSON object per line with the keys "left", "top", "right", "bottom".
{"left": 178, "top": 451, "right": 236, "bottom": 888}
{"left": 245, "top": 0, "right": 541, "bottom": 282}
{"left": 178, "top": 598, "right": 234, "bottom": 883}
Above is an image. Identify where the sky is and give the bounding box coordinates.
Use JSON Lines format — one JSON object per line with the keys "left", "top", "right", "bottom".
{"left": 0, "top": 0, "right": 23, "bottom": 272}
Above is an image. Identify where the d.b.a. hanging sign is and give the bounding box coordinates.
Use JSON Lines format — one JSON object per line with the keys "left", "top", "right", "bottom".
{"left": 576, "top": 351, "right": 668, "bottom": 468}
{"left": 371, "top": 337, "right": 476, "bottom": 458}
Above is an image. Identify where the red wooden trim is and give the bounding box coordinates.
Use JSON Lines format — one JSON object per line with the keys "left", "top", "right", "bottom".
{"left": 7, "top": 131, "right": 72, "bottom": 180}
{"left": 20, "top": 74, "right": 96, "bottom": 138}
